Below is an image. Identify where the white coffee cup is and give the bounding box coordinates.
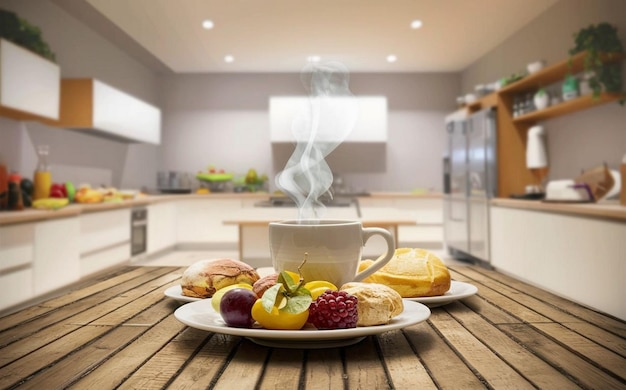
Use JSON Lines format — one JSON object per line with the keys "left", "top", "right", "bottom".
{"left": 269, "top": 219, "right": 395, "bottom": 287}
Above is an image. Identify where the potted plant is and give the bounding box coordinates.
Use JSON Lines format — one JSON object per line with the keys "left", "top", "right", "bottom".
{"left": 568, "top": 22, "right": 624, "bottom": 103}
{"left": 0, "top": 8, "right": 55, "bottom": 61}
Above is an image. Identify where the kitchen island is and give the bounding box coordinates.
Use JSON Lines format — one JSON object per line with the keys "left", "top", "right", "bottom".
{"left": 0, "top": 264, "right": 623, "bottom": 389}
{"left": 223, "top": 207, "right": 419, "bottom": 267}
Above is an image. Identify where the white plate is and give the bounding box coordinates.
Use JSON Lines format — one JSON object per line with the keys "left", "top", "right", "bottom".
{"left": 174, "top": 299, "right": 431, "bottom": 349}
{"left": 164, "top": 285, "right": 202, "bottom": 303}
{"left": 405, "top": 281, "right": 478, "bottom": 308}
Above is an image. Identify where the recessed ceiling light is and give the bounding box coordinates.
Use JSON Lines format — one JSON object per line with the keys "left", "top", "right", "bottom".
{"left": 224, "top": 55, "right": 234, "bottom": 63}
{"left": 202, "top": 19, "right": 214, "bottom": 29}
{"left": 410, "top": 20, "right": 423, "bottom": 29}
{"left": 386, "top": 55, "right": 397, "bottom": 63}
{"left": 307, "top": 55, "right": 321, "bottom": 63}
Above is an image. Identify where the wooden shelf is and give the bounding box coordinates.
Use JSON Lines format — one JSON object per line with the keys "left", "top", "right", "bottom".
{"left": 499, "top": 51, "right": 625, "bottom": 94}
{"left": 513, "top": 92, "right": 625, "bottom": 123}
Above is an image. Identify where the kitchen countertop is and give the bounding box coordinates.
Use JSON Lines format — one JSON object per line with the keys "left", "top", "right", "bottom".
{"left": 1, "top": 264, "right": 623, "bottom": 388}
{"left": 492, "top": 198, "right": 626, "bottom": 221}
{"left": 0, "top": 192, "right": 441, "bottom": 226}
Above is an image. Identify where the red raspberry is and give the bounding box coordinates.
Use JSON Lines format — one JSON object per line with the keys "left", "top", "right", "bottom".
{"left": 308, "top": 290, "right": 358, "bottom": 329}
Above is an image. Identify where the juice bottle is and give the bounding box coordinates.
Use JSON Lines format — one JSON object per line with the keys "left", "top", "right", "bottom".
{"left": 0, "top": 161, "right": 8, "bottom": 210}
{"left": 33, "top": 145, "right": 52, "bottom": 201}
{"left": 7, "top": 172, "right": 24, "bottom": 211}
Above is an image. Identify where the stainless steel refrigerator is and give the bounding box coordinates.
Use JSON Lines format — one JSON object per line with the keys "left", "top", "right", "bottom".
{"left": 443, "top": 108, "right": 497, "bottom": 264}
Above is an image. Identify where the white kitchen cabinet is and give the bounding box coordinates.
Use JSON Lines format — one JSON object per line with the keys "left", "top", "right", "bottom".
{"left": 52, "top": 78, "right": 161, "bottom": 144}
{"left": 491, "top": 206, "right": 626, "bottom": 321}
{"left": 147, "top": 202, "right": 177, "bottom": 254}
{"left": 0, "top": 38, "right": 60, "bottom": 121}
{"left": 270, "top": 96, "right": 387, "bottom": 142}
{"left": 0, "top": 222, "right": 35, "bottom": 310}
{"left": 79, "top": 209, "right": 131, "bottom": 276}
{"left": 34, "top": 217, "right": 80, "bottom": 295}
{"left": 176, "top": 199, "right": 239, "bottom": 248}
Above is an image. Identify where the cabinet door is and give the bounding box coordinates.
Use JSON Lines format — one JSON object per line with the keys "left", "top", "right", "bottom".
{"left": 176, "top": 199, "right": 239, "bottom": 246}
{"left": 34, "top": 217, "right": 80, "bottom": 294}
{"left": 0, "top": 223, "right": 35, "bottom": 310}
{"left": 147, "top": 202, "right": 177, "bottom": 254}
{"left": 79, "top": 209, "right": 131, "bottom": 276}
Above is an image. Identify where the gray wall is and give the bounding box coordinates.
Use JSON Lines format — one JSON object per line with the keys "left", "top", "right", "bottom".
{"left": 462, "top": 0, "right": 626, "bottom": 182}
{"left": 1, "top": 0, "right": 625, "bottom": 193}
{"left": 160, "top": 73, "right": 458, "bottom": 193}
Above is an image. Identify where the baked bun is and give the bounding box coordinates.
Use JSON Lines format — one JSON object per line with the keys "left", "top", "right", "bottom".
{"left": 181, "top": 258, "right": 260, "bottom": 298}
{"left": 252, "top": 273, "right": 278, "bottom": 298}
{"left": 340, "top": 282, "right": 403, "bottom": 326}
{"left": 359, "top": 248, "right": 451, "bottom": 297}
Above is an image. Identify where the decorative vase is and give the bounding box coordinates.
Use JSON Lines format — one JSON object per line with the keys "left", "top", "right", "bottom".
{"left": 533, "top": 90, "right": 550, "bottom": 110}
{"left": 562, "top": 75, "right": 579, "bottom": 101}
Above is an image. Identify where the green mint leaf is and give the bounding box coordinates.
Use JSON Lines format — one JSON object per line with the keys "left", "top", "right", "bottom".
{"left": 261, "top": 283, "right": 282, "bottom": 313}
{"left": 282, "top": 294, "right": 312, "bottom": 314}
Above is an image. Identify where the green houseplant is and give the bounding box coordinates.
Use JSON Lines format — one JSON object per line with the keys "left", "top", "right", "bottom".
{"left": 0, "top": 8, "right": 56, "bottom": 62}
{"left": 568, "top": 22, "right": 624, "bottom": 103}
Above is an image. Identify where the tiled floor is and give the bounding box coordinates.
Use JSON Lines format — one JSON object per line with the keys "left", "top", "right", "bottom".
{"left": 137, "top": 246, "right": 470, "bottom": 268}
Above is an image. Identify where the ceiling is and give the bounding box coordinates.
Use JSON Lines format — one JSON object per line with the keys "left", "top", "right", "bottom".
{"left": 70, "top": 0, "right": 559, "bottom": 74}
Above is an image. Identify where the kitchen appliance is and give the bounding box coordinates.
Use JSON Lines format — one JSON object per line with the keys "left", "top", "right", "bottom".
{"left": 443, "top": 108, "right": 497, "bottom": 264}
{"left": 131, "top": 208, "right": 147, "bottom": 256}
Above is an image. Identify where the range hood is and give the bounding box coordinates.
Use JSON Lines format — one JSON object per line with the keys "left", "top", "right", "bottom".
{"left": 47, "top": 78, "right": 161, "bottom": 145}
{"left": 269, "top": 96, "right": 387, "bottom": 143}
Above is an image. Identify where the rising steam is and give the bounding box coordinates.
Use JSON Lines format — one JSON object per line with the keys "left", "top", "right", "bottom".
{"left": 275, "top": 62, "right": 358, "bottom": 220}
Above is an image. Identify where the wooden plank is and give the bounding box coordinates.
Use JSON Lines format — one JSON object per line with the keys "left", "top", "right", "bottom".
{"left": 403, "top": 319, "right": 485, "bottom": 388}
{"left": 212, "top": 339, "right": 269, "bottom": 389}
{"left": 115, "top": 327, "right": 212, "bottom": 390}
{"left": 531, "top": 322, "right": 626, "bottom": 381}
{"left": 447, "top": 268, "right": 551, "bottom": 323}
{"left": 0, "top": 267, "right": 179, "bottom": 346}
{"left": 0, "top": 266, "right": 171, "bottom": 332}
{"left": 502, "top": 323, "right": 625, "bottom": 389}
{"left": 64, "top": 307, "right": 186, "bottom": 389}
{"left": 259, "top": 348, "right": 304, "bottom": 389}
{"left": 0, "top": 271, "right": 181, "bottom": 367}
{"left": 452, "top": 266, "right": 626, "bottom": 355}
{"left": 164, "top": 333, "right": 242, "bottom": 389}
{"left": 445, "top": 301, "right": 580, "bottom": 388}
{"left": 427, "top": 308, "right": 535, "bottom": 389}
{"left": 460, "top": 265, "right": 626, "bottom": 337}
{"left": 344, "top": 336, "right": 391, "bottom": 389}
{"left": 377, "top": 329, "right": 437, "bottom": 389}
{"left": 303, "top": 348, "right": 345, "bottom": 390}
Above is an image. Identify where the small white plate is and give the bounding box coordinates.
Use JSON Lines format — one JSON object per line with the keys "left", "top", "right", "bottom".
{"left": 404, "top": 281, "right": 478, "bottom": 308}
{"left": 174, "top": 299, "right": 431, "bottom": 349}
{"left": 164, "top": 285, "right": 202, "bottom": 303}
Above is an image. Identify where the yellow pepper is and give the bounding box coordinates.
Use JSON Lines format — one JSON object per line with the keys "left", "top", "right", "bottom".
{"left": 304, "top": 280, "right": 337, "bottom": 299}
{"left": 251, "top": 299, "right": 309, "bottom": 330}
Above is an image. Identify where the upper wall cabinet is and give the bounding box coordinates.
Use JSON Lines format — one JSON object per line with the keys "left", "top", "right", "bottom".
{"left": 0, "top": 39, "right": 60, "bottom": 121}
{"left": 51, "top": 78, "right": 161, "bottom": 145}
{"left": 270, "top": 96, "right": 387, "bottom": 143}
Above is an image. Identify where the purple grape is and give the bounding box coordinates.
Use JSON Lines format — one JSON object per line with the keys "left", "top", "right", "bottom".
{"left": 219, "top": 288, "right": 257, "bottom": 328}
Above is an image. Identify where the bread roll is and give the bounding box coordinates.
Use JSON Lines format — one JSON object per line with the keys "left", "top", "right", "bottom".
{"left": 181, "top": 258, "right": 260, "bottom": 298}
{"left": 359, "top": 248, "right": 451, "bottom": 297}
{"left": 340, "top": 282, "right": 403, "bottom": 326}
{"left": 252, "top": 273, "right": 278, "bottom": 298}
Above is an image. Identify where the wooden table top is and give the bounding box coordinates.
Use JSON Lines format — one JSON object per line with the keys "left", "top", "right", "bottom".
{"left": 0, "top": 265, "right": 624, "bottom": 389}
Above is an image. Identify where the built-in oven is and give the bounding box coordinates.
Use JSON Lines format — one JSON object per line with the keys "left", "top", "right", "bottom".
{"left": 131, "top": 208, "right": 147, "bottom": 256}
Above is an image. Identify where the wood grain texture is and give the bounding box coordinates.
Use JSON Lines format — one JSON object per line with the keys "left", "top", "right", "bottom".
{"left": 1, "top": 265, "right": 624, "bottom": 389}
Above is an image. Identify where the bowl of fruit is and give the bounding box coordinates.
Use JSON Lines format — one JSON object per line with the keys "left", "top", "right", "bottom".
{"left": 196, "top": 166, "right": 233, "bottom": 192}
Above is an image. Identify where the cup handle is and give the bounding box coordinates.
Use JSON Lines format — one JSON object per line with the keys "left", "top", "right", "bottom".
{"left": 352, "top": 227, "right": 395, "bottom": 282}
